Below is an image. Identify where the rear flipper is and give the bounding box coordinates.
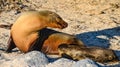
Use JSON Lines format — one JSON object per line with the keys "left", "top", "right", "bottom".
{"left": 6, "top": 36, "right": 16, "bottom": 53}
{"left": 0, "top": 24, "right": 13, "bottom": 29}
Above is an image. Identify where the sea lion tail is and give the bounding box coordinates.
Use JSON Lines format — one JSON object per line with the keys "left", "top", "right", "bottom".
{"left": 0, "top": 24, "right": 13, "bottom": 29}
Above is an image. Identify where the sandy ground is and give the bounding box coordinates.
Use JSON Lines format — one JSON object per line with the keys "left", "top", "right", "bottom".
{"left": 0, "top": 0, "right": 120, "bottom": 66}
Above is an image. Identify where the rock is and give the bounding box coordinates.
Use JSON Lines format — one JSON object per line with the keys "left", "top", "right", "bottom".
{"left": 46, "top": 58, "right": 75, "bottom": 67}
{"left": 0, "top": 51, "right": 48, "bottom": 67}
{"left": 72, "top": 58, "right": 101, "bottom": 67}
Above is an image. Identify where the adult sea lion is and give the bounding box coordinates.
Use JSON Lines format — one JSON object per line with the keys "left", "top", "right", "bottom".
{"left": 5, "top": 10, "right": 68, "bottom": 53}
{"left": 58, "top": 44, "right": 118, "bottom": 63}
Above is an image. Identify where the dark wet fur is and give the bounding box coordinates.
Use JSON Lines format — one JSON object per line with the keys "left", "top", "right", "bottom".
{"left": 58, "top": 44, "right": 119, "bottom": 63}
{"left": 0, "top": 24, "right": 13, "bottom": 29}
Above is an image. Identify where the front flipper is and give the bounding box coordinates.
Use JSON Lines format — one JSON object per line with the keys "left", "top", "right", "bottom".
{"left": 27, "top": 28, "right": 56, "bottom": 52}
{"left": 28, "top": 37, "right": 43, "bottom": 52}
{"left": 6, "top": 36, "right": 16, "bottom": 53}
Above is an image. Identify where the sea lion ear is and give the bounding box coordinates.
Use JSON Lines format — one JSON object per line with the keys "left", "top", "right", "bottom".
{"left": 48, "top": 16, "right": 55, "bottom": 23}
{"left": 47, "top": 12, "right": 55, "bottom": 22}
{"left": 48, "top": 12, "right": 61, "bottom": 23}
{"left": 48, "top": 11, "right": 55, "bottom": 16}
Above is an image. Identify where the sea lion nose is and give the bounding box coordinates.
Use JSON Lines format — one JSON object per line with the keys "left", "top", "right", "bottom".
{"left": 64, "top": 22, "right": 68, "bottom": 28}
{"left": 62, "top": 22, "right": 68, "bottom": 29}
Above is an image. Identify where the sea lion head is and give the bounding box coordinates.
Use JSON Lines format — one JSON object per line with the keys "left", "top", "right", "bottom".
{"left": 39, "top": 10, "right": 68, "bottom": 29}
{"left": 102, "top": 50, "right": 118, "bottom": 62}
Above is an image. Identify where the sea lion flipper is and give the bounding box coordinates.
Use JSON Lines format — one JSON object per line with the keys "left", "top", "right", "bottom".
{"left": 28, "top": 29, "right": 51, "bottom": 52}
{"left": 6, "top": 36, "right": 16, "bottom": 53}
{"left": 28, "top": 36, "right": 43, "bottom": 52}
{"left": 0, "top": 24, "right": 13, "bottom": 29}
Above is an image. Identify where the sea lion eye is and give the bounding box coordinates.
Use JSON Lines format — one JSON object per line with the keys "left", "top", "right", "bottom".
{"left": 57, "top": 22, "right": 62, "bottom": 26}
{"left": 57, "top": 16, "right": 62, "bottom": 20}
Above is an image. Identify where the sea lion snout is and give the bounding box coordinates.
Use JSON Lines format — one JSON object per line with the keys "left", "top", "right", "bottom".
{"left": 55, "top": 20, "right": 68, "bottom": 29}
{"left": 60, "top": 21, "right": 68, "bottom": 29}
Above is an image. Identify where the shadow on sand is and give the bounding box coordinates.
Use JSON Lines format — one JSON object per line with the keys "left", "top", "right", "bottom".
{"left": 76, "top": 27, "right": 120, "bottom": 66}
{"left": 76, "top": 26, "right": 120, "bottom": 48}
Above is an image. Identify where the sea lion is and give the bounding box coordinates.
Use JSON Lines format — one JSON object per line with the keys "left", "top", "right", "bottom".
{"left": 58, "top": 44, "right": 118, "bottom": 63}
{"left": 6, "top": 10, "right": 68, "bottom": 53}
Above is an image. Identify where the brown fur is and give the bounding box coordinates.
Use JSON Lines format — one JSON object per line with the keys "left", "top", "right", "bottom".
{"left": 40, "top": 29, "right": 85, "bottom": 55}
{"left": 58, "top": 44, "right": 118, "bottom": 63}
{"left": 6, "top": 10, "right": 68, "bottom": 53}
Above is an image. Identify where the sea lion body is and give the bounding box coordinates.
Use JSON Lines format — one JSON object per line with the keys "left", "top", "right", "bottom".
{"left": 41, "top": 33, "right": 85, "bottom": 54}
{"left": 6, "top": 10, "right": 68, "bottom": 53}
{"left": 58, "top": 44, "right": 118, "bottom": 63}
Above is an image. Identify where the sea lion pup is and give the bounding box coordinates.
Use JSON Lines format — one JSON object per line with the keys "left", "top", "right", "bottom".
{"left": 6, "top": 10, "right": 68, "bottom": 53}
{"left": 33, "top": 28, "right": 85, "bottom": 55}
{"left": 58, "top": 44, "right": 118, "bottom": 63}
